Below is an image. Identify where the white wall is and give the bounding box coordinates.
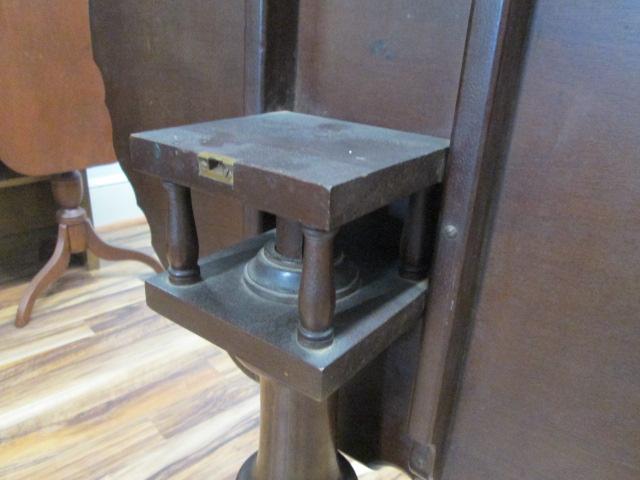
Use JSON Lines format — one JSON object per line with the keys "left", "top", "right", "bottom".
{"left": 86, "top": 163, "right": 143, "bottom": 228}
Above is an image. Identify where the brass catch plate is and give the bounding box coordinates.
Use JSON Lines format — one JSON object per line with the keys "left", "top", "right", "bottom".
{"left": 198, "top": 152, "right": 235, "bottom": 185}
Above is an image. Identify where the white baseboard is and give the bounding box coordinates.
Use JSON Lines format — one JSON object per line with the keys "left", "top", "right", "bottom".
{"left": 87, "top": 163, "right": 143, "bottom": 228}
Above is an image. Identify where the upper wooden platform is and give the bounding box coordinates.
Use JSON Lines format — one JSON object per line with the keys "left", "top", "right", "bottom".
{"left": 131, "top": 112, "right": 448, "bottom": 230}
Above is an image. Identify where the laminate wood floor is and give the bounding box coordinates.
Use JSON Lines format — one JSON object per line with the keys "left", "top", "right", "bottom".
{"left": 0, "top": 221, "right": 408, "bottom": 480}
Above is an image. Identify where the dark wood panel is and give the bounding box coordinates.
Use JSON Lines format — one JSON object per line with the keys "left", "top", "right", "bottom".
{"left": 90, "top": 0, "right": 246, "bottom": 161}
{"left": 405, "top": 1, "right": 536, "bottom": 477}
{"left": 263, "top": 0, "right": 300, "bottom": 111}
{"left": 0, "top": 181, "right": 56, "bottom": 237}
{"left": 90, "top": 0, "right": 248, "bottom": 261}
{"left": 443, "top": 2, "right": 640, "bottom": 479}
{"left": 0, "top": 177, "right": 58, "bottom": 283}
{"left": 295, "top": 0, "right": 471, "bottom": 137}
{"left": 0, "top": 172, "right": 96, "bottom": 282}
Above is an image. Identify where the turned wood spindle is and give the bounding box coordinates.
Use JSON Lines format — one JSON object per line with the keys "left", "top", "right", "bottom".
{"left": 163, "top": 181, "right": 201, "bottom": 284}
{"left": 275, "top": 217, "right": 303, "bottom": 259}
{"left": 298, "top": 226, "right": 337, "bottom": 348}
{"left": 399, "top": 185, "right": 441, "bottom": 280}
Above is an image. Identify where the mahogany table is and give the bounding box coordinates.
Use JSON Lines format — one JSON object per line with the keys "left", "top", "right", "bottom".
{"left": 0, "top": 0, "right": 162, "bottom": 327}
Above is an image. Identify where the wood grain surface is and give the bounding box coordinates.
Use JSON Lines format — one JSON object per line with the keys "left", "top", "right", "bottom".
{"left": 0, "top": 222, "right": 406, "bottom": 479}
{"left": 89, "top": 0, "right": 249, "bottom": 263}
{"left": 441, "top": 2, "right": 640, "bottom": 479}
{"left": 0, "top": 0, "right": 115, "bottom": 176}
{"left": 295, "top": 0, "right": 471, "bottom": 137}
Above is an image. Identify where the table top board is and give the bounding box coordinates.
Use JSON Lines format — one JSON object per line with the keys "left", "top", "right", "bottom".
{"left": 0, "top": 0, "right": 115, "bottom": 176}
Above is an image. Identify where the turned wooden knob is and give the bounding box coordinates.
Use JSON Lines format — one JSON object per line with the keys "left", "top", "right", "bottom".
{"left": 51, "top": 170, "right": 83, "bottom": 210}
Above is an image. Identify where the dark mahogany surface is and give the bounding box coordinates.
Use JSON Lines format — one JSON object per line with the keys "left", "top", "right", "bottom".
{"left": 441, "top": 2, "right": 640, "bottom": 479}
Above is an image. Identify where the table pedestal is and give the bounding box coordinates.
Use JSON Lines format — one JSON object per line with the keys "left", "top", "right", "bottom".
{"left": 237, "top": 376, "right": 356, "bottom": 480}
{"left": 15, "top": 170, "right": 163, "bottom": 327}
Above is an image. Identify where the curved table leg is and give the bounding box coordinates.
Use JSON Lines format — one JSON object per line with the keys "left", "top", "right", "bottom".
{"left": 85, "top": 220, "right": 163, "bottom": 273}
{"left": 16, "top": 224, "right": 71, "bottom": 328}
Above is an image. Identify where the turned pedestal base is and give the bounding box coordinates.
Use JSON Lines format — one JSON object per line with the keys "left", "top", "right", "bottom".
{"left": 237, "top": 376, "right": 357, "bottom": 480}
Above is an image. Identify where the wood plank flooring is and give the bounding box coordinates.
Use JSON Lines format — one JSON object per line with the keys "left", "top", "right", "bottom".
{"left": 0, "top": 221, "right": 408, "bottom": 479}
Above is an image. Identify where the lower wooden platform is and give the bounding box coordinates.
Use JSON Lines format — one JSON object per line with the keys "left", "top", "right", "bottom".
{"left": 0, "top": 221, "right": 406, "bottom": 479}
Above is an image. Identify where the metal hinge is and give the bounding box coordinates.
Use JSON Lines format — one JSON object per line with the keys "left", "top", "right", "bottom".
{"left": 409, "top": 441, "right": 436, "bottom": 480}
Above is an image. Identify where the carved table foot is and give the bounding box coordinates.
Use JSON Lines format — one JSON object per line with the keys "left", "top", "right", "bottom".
{"left": 15, "top": 170, "right": 163, "bottom": 328}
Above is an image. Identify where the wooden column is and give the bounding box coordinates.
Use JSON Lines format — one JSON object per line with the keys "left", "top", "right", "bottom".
{"left": 163, "top": 182, "right": 200, "bottom": 285}
{"left": 400, "top": 185, "right": 441, "bottom": 280}
{"left": 237, "top": 376, "right": 356, "bottom": 480}
{"left": 298, "top": 227, "right": 337, "bottom": 348}
{"left": 275, "top": 216, "right": 302, "bottom": 259}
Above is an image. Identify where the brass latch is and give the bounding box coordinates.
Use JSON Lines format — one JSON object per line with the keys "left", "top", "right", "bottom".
{"left": 197, "top": 152, "right": 235, "bottom": 185}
